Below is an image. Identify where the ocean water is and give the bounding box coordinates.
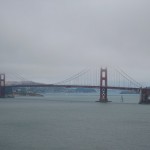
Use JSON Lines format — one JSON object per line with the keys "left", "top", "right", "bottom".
{"left": 0, "top": 94, "right": 150, "bottom": 150}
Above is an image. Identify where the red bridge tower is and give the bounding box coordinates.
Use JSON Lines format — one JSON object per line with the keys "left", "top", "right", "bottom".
{"left": 99, "top": 68, "right": 108, "bottom": 102}
{"left": 0, "top": 74, "right": 5, "bottom": 98}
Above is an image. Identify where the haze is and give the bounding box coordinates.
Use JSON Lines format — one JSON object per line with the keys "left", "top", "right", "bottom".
{"left": 0, "top": 0, "right": 150, "bottom": 84}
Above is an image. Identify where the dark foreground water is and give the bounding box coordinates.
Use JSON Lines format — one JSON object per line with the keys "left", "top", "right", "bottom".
{"left": 0, "top": 94, "right": 150, "bottom": 150}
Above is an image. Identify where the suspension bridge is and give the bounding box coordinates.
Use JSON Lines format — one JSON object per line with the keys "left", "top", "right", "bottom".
{"left": 0, "top": 67, "right": 150, "bottom": 104}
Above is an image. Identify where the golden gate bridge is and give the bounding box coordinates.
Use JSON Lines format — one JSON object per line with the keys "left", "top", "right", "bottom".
{"left": 0, "top": 67, "right": 149, "bottom": 104}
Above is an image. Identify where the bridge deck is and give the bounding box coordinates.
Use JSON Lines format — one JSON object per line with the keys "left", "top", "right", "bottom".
{"left": 6, "top": 84, "right": 140, "bottom": 91}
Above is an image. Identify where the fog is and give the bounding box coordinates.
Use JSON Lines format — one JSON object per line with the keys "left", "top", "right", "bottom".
{"left": 0, "top": 0, "right": 150, "bottom": 84}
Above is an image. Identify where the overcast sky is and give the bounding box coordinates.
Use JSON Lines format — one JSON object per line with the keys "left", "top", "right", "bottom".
{"left": 0, "top": 0, "right": 150, "bottom": 84}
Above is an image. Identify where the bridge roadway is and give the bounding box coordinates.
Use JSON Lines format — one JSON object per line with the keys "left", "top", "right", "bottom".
{"left": 6, "top": 84, "right": 140, "bottom": 91}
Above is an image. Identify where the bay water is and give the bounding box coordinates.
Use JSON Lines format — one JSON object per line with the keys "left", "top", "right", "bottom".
{"left": 0, "top": 94, "right": 150, "bottom": 150}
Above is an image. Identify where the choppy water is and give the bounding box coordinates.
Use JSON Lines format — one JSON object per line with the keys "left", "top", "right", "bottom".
{"left": 0, "top": 94, "right": 150, "bottom": 150}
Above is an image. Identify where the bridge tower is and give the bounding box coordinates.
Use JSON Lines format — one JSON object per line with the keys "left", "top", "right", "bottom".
{"left": 99, "top": 68, "right": 108, "bottom": 102}
{"left": 0, "top": 74, "right": 5, "bottom": 98}
{"left": 139, "top": 88, "right": 150, "bottom": 104}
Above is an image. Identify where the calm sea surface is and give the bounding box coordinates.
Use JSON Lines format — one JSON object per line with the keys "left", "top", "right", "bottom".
{"left": 0, "top": 94, "right": 150, "bottom": 150}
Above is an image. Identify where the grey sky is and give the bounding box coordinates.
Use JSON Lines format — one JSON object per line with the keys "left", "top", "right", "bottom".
{"left": 0, "top": 0, "right": 150, "bottom": 83}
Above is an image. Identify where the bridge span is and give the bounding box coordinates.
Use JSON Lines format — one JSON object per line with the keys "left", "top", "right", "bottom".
{"left": 7, "top": 84, "right": 139, "bottom": 91}
{"left": 0, "top": 68, "right": 150, "bottom": 104}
